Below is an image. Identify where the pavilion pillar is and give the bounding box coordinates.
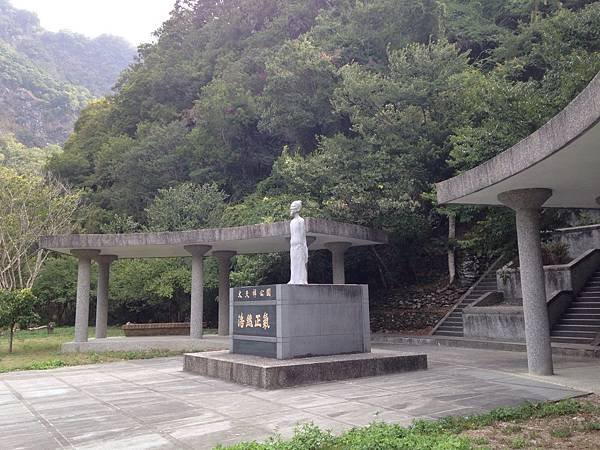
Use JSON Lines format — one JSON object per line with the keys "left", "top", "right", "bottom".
{"left": 95, "top": 255, "right": 117, "bottom": 339}
{"left": 71, "top": 250, "right": 100, "bottom": 343}
{"left": 213, "top": 251, "right": 236, "bottom": 336}
{"left": 324, "top": 242, "right": 352, "bottom": 284}
{"left": 184, "top": 245, "right": 212, "bottom": 339}
{"left": 498, "top": 188, "right": 554, "bottom": 376}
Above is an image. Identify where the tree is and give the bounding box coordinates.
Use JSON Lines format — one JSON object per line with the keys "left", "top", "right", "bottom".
{"left": 146, "top": 182, "right": 227, "bottom": 231}
{"left": 0, "top": 167, "right": 80, "bottom": 290}
{"left": 0, "top": 288, "right": 38, "bottom": 353}
{"left": 0, "top": 133, "right": 62, "bottom": 173}
{"left": 257, "top": 39, "right": 340, "bottom": 152}
{"left": 31, "top": 256, "right": 78, "bottom": 325}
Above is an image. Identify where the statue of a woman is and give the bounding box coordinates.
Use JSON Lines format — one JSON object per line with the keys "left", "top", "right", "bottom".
{"left": 288, "top": 200, "right": 308, "bottom": 284}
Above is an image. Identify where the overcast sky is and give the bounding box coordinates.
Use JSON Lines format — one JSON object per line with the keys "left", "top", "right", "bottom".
{"left": 10, "top": 0, "right": 176, "bottom": 45}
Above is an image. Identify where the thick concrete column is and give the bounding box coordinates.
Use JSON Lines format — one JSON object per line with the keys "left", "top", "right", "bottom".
{"left": 324, "top": 242, "right": 352, "bottom": 284}
{"left": 71, "top": 250, "right": 100, "bottom": 343}
{"left": 213, "top": 251, "right": 236, "bottom": 336}
{"left": 95, "top": 255, "right": 117, "bottom": 339}
{"left": 184, "top": 245, "right": 211, "bottom": 339}
{"left": 498, "top": 188, "right": 554, "bottom": 376}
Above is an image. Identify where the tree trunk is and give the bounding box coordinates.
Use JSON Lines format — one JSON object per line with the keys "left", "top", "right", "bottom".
{"left": 370, "top": 247, "right": 389, "bottom": 289}
{"left": 448, "top": 214, "right": 457, "bottom": 286}
{"left": 8, "top": 323, "right": 14, "bottom": 354}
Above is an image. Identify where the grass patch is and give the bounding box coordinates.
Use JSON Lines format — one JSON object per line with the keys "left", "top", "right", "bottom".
{"left": 550, "top": 426, "right": 573, "bottom": 438}
{"left": 0, "top": 326, "right": 214, "bottom": 373}
{"left": 508, "top": 436, "right": 528, "bottom": 449}
{"left": 503, "top": 424, "right": 523, "bottom": 434}
{"left": 217, "top": 397, "right": 600, "bottom": 450}
{"left": 582, "top": 421, "right": 600, "bottom": 431}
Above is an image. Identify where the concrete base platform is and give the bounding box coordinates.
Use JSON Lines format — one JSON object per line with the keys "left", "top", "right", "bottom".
{"left": 372, "top": 334, "right": 600, "bottom": 359}
{"left": 183, "top": 349, "right": 427, "bottom": 389}
{"left": 61, "top": 335, "right": 229, "bottom": 353}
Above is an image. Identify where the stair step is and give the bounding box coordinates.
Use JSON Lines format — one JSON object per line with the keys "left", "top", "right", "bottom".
{"left": 437, "top": 325, "right": 463, "bottom": 330}
{"left": 570, "top": 302, "right": 600, "bottom": 307}
{"left": 551, "top": 336, "right": 594, "bottom": 344}
{"left": 563, "top": 314, "right": 600, "bottom": 320}
{"left": 551, "top": 330, "right": 597, "bottom": 338}
{"left": 569, "top": 308, "right": 600, "bottom": 314}
{"left": 435, "top": 330, "right": 463, "bottom": 337}
{"left": 553, "top": 324, "right": 600, "bottom": 332}
{"left": 560, "top": 318, "right": 600, "bottom": 325}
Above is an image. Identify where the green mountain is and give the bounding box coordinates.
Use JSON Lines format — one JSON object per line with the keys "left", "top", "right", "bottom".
{"left": 0, "top": 0, "right": 135, "bottom": 146}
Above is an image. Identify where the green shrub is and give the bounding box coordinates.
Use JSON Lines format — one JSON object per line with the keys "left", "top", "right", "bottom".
{"left": 541, "top": 241, "right": 571, "bottom": 265}
{"left": 23, "top": 359, "right": 65, "bottom": 370}
{"left": 218, "top": 399, "right": 594, "bottom": 449}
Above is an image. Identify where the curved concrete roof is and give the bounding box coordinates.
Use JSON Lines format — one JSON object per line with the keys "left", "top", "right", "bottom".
{"left": 40, "top": 218, "right": 388, "bottom": 259}
{"left": 436, "top": 71, "right": 600, "bottom": 208}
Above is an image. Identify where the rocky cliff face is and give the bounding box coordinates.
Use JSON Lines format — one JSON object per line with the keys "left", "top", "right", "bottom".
{"left": 0, "top": 0, "right": 135, "bottom": 146}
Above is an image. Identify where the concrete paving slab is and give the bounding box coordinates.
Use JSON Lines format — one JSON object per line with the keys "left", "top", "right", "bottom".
{"left": 1, "top": 343, "right": 598, "bottom": 449}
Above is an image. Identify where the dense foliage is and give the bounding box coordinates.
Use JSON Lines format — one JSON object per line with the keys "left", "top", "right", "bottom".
{"left": 31, "top": 0, "right": 600, "bottom": 324}
{"left": 0, "top": 0, "right": 135, "bottom": 146}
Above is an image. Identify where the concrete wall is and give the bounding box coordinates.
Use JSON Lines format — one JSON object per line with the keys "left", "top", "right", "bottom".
{"left": 463, "top": 290, "right": 573, "bottom": 342}
{"left": 463, "top": 306, "right": 526, "bottom": 342}
{"left": 497, "top": 249, "right": 600, "bottom": 301}
{"left": 552, "top": 224, "right": 600, "bottom": 258}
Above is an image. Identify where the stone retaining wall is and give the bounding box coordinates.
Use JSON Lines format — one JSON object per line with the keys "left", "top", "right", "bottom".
{"left": 497, "top": 249, "right": 600, "bottom": 301}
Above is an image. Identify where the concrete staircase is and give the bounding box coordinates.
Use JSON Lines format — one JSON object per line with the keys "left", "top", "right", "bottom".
{"left": 433, "top": 272, "right": 499, "bottom": 337}
{"left": 551, "top": 268, "right": 600, "bottom": 345}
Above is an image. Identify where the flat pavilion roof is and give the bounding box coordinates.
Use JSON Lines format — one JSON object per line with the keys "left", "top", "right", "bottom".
{"left": 436, "top": 71, "right": 600, "bottom": 208}
{"left": 41, "top": 218, "right": 388, "bottom": 259}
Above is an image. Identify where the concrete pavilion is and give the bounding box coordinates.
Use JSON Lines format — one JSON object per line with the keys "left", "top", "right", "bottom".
{"left": 436, "top": 71, "right": 600, "bottom": 376}
{"left": 40, "top": 218, "right": 387, "bottom": 348}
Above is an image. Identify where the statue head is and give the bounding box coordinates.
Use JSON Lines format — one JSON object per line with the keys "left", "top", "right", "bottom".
{"left": 290, "top": 200, "right": 302, "bottom": 217}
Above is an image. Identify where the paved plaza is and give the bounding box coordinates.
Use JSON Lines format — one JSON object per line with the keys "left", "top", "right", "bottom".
{"left": 1, "top": 344, "right": 598, "bottom": 450}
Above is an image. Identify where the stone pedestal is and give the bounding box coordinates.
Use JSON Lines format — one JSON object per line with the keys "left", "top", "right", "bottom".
{"left": 184, "top": 284, "right": 427, "bottom": 388}
{"left": 230, "top": 284, "right": 370, "bottom": 359}
{"left": 184, "top": 349, "right": 427, "bottom": 389}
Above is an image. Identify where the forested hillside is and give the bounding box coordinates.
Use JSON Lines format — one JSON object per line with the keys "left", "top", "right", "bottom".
{"left": 0, "top": 0, "right": 135, "bottom": 147}
{"left": 39, "top": 0, "right": 600, "bottom": 326}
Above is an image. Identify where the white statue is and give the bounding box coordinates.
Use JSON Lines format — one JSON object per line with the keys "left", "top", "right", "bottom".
{"left": 288, "top": 200, "right": 308, "bottom": 284}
